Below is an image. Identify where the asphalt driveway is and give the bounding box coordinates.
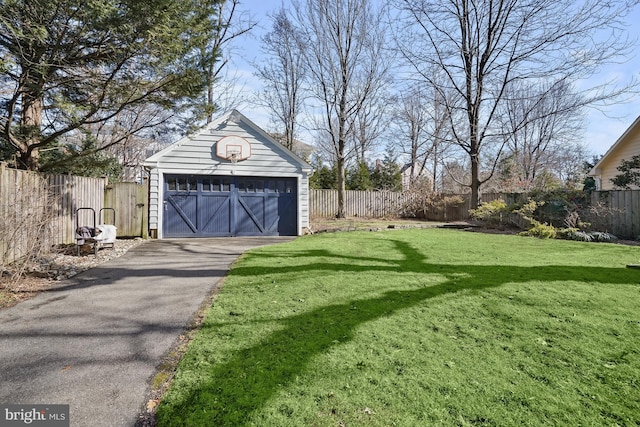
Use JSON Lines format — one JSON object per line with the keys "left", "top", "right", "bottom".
{"left": 0, "top": 237, "right": 294, "bottom": 426}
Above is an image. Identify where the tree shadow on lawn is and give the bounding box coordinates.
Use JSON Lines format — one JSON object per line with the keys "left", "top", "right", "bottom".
{"left": 157, "top": 239, "right": 639, "bottom": 426}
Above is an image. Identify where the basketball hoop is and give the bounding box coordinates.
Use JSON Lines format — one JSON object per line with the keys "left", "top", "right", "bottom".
{"left": 216, "top": 136, "right": 251, "bottom": 161}
{"left": 226, "top": 147, "right": 241, "bottom": 161}
{"left": 229, "top": 151, "right": 239, "bottom": 175}
{"left": 215, "top": 136, "right": 251, "bottom": 175}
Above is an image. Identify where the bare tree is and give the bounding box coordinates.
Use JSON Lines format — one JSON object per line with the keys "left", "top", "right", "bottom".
{"left": 192, "top": 0, "right": 257, "bottom": 125}
{"left": 392, "top": 84, "right": 453, "bottom": 191}
{"left": 440, "top": 159, "right": 470, "bottom": 194}
{"left": 395, "top": 0, "right": 636, "bottom": 207}
{"left": 499, "top": 79, "right": 585, "bottom": 190}
{"left": 549, "top": 143, "right": 591, "bottom": 189}
{"left": 35, "top": 99, "right": 177, "bottom": 180}
{"left": 295, "top": 0, "right": 391, "bottom": 217}
{"left": 255, "top": 8, "right": 307, "bottom": 151}
{"left": 93, "top": 105, "right": 175, "bottom": 181}
{"left": 392, "top": 88, "right": 430, "bottom": 184}
{"left": 210, "top": 68, "right": 253, "bottom": 117}
{"left": 350, "top": 88, "right": 390, "bottom": 164}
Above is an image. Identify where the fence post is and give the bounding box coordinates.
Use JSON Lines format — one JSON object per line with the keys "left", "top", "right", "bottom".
{"left": 0, "top": 166, "right": 107, "bottom": 263}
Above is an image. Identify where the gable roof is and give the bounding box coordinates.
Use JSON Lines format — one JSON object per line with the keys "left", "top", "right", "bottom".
{"left": 589, "top": 115, "right": 640, "bottom": 176}
{"left": 144, "top": 110, "right": 312, "bottom": 172}
{"left": 268, "top": 133, "right": 315, "bottom": 161}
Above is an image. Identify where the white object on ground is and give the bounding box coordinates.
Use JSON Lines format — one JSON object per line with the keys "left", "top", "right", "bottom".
{"left": 94, "top": 224, "right": 117, "bottom": 243}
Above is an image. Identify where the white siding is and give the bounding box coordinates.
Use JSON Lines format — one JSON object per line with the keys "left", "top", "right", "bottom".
{"left": 145, "top": 110, "right": 312, "bottom": 236}
{"left": 148, "top": 168, "right": 160, "bottom": 234}
{"left": 151, "top": 121, "right": 305, "bottom": 176}
{"left": 299, "top": 175, "right": 310, "bottom": 229}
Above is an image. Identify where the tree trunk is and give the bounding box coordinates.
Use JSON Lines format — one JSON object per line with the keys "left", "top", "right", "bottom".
{"left": 20, "top": 83, "right": 44, "bottom": 170}
{"left": 470, "top": 151, "right": 480, "bottom": 208}
{"left": 432, "top": 145, "right": 438, "bottom": 193}
{"left": 336, "top": 148, "right": 346, "bottom": 218}
{"left": 286, "top": 116, "right": 295, "bottom": 151}
{"left": 206, "top": 76, "right": 214, "bottom": 124}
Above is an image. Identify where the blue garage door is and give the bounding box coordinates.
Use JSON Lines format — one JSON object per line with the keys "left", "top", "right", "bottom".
{"left": 163, "top": 175, "right": 297, "bottom": 237}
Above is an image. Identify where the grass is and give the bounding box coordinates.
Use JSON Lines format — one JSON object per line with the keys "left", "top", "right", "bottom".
{"left": 309, "top": 217, "right": 441, "bottom": 233}
{"left": 156, "top": 229, "right": 640, "bottom": 426}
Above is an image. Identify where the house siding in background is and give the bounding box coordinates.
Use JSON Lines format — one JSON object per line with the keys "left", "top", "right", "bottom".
{"left": 589, "top": 116, "right": 640, "bottom": 190}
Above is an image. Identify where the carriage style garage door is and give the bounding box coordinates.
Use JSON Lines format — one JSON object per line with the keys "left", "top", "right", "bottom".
{"left": 163, "top": 175, "right": 297, "bottom": 237}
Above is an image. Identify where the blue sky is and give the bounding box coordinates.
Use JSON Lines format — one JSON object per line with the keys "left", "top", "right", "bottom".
{"left": 230, "top": 0, "right": 640, "bottom": 158}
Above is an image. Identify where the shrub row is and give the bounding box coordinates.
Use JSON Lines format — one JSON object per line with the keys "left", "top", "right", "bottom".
{"left": 470, "top": 191, "right": 620, "bottom": 242}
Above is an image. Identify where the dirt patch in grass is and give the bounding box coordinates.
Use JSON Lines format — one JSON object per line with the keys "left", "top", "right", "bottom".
{"left": 309, "top": 217, "right": 640, "bottom": 248}
{"left": 309, "top": 217, "right": 448, "bottom": 233}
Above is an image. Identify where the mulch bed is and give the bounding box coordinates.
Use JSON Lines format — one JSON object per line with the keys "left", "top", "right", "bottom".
{"left": 1, "top": 238, "right": 143, "bottom": 309}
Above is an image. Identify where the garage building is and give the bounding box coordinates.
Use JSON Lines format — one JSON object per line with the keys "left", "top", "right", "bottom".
{"left": 144, "top": 110, "right": 313, "bottom": 238}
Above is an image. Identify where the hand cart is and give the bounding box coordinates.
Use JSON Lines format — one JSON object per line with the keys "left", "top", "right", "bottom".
{"left": 75, "top": 207, "right": 116, "bottom": 256}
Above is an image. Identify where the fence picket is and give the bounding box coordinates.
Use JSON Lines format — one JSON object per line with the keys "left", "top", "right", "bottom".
{"left": 104, "top": 182, "right": 148, "bottom": 238}
{"left": 1, "top": 164, "right": 103, "bottom": 264}
{"left": 310, "top": 189, "right": 640, "bottom": 239}
{"left": 3, "top": 164, "right": 640, "bottom": 266}
{"left": 633, "top": 191, "right": 640, "bottom": 239}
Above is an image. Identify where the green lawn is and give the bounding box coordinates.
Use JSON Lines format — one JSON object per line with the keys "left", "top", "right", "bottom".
{"left": 156, "top": 229, "right": 640, "bottom": 426}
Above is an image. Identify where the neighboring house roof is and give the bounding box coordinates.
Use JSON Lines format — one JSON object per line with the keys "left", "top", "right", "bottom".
{"left": 399, "top": 161, "right": 436, "bottom": 191}
{"left": 268, "top": 133, "right": 315, "bottom": 162}
{"left": 588, "top": 115, "right": 640, "bottom": 190}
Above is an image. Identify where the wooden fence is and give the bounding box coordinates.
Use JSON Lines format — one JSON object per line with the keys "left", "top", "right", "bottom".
{"left": 590, "top": 190, "right": 640, "bottom": 239}
{"left": 48, "top": 174, "right": 107, "bottom": 244}
{"left": 1, "top": 164, "right": 51, "bottom": 266}
{"left": 1, "top": 163, "right": 105, "bottom": 264}
{"left": 309, "top": 189, "right": 640, "bottom": 239}
{"left": 104, "top": 182, "right": 148, "bottom": 239}
{"left": 310, "top": 189, "right": 408, "bottom": 218}
{"left": 1, "top": 163, "right": 149, "bottom": 265}
{"left": 309, "top": 189, "right": 510, "bottom": 221}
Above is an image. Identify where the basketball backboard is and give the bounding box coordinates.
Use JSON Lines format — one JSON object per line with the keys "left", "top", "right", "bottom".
{"left": 216, "top": 136, "right": 251, "bottom": 161}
